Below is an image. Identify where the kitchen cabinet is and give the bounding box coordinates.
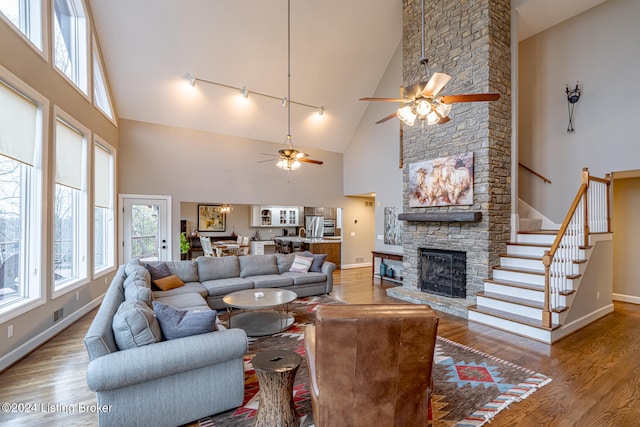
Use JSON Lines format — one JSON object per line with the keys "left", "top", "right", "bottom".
{"left": 303, "top": 206, "right": 336, "bottom": 219}
{"left": 251, "top": 205, "right": 300, "bottom": 227}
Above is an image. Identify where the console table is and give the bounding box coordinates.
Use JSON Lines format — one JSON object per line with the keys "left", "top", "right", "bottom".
{"left": 371, "top": 250, "right": 403, "bottom": 284}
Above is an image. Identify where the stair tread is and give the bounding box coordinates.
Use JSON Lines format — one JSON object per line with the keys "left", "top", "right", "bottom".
{"left": 493, "top": 265, "right": 545, "bottom": 275}
{"left": 485, "top": 278, "right": 544, "bottom": 291}
{"left": 508, "top": 242, "right": 551, "bottom": 248}
{"left": 518, "top": 229, "right": 559, "bottom": 235}
{"left": 476, "top": 291, "right": 568, "bottom": 313}
{"left": 500, "top": 253, "right": 542, "bottom": 261}
{"left": 486, "top": 278, "right": 576, "bottom": 296}
{"left": 469, "top": 305, "right": 560, "bottom": 331}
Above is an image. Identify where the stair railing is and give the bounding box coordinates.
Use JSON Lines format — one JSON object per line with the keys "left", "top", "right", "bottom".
{"left": 519, "top": 162, "right": 552, "bottom": 184}
{"left": 541, "top": 168, "right": 611, "bottom": 328}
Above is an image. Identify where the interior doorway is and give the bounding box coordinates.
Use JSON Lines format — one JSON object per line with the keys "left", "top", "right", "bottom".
{"left": 119, "top": 195, "right": 171, "bottom": 264}
{"left": 612, "top": 172, "right": 640, "bottom": 304}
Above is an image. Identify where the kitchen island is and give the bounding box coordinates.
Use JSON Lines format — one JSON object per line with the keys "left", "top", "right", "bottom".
{"left": 277, "top": 236, "right": 342, "bottom": 269}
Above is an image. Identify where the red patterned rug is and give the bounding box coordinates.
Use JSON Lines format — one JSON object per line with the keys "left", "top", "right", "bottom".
{"left": 195, "top": 295, "right": 550, "bottom": 427}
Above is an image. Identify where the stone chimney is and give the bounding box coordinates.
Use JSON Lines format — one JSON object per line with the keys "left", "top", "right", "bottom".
{"left": 388, "top": 0, "right": 512, "bottom": 317}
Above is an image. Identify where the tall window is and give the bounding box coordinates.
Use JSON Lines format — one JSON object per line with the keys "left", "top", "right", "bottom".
{"left": 93, "top": 140, "right": 114, "bottom": 273}
{"left": 0, "top": 74, "right": 44, "bottom": 314}
{"left": 93, "top": 47, "right": 114, "bottom": 120}
{"left": 0, "top": 0, "right": 43, "bottom": 51}
{"left": 53, "top": 0, "right": 88, "bottom": 94}
{"left": 54, "top": 114, "right": 87, "bottom": 292}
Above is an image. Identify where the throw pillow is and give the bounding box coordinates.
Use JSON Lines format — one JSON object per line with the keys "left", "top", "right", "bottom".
{"left": 152, "top": 301, "right": 218, "bottom": 340}
{"left": 153, "top": 274, "right": 185, "bottom": 291}
{"left": 112, "top": 300, "right": 162, "bottom": 350}
{"left": 303, "top": 251, "right": 328, "bottom": 272}
{"left": 289, "top": 255, "right": 313, "bottom": 273}
{"left": 146, "top": 262, "right": 171, "bottom": 281}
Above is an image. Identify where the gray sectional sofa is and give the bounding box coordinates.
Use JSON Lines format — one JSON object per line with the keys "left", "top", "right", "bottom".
{"left": 83, "top": 253, "right": 336, "bottom": 427}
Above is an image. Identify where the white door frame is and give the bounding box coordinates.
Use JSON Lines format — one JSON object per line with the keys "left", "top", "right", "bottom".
{"left": 118, "top": 194, "right": 172, "bottom": 264}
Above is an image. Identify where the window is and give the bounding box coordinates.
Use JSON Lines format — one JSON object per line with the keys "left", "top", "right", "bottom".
{"left": 53, "top": 0, "right": 88, "bottom": 94}
{"left": 0, "top": 0, "right": 43, "bottom": 51}
{"left": 54, "top": 113, "right": 88, "bottom": 293}
{"left": 0, "top": 70, "right": 45, "bottom": 316}
{"left": 93, "top": 139, "right": 114, "bottom": 273}
{"left": 93, "top": 46, "right": 114, "bottom": 120}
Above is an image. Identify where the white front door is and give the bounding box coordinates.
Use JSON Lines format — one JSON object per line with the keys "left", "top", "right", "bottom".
{"left": 120, "top": 195, "right": 171, "bottom": 264}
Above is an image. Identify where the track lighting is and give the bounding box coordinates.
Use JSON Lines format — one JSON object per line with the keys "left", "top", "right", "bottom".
{"left": 184, "top": 72, "right": 324, "bottom": 114}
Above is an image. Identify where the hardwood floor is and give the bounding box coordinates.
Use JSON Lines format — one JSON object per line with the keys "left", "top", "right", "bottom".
{"left": 1, "top": 267, "right": 639, "bottom": 426}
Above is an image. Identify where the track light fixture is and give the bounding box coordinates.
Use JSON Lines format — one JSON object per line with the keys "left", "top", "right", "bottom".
{"left": 184, "top": 73, "right": 324, "bottom": 115}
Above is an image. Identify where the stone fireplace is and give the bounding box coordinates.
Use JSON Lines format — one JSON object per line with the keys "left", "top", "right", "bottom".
{"left": 386, "top": 0, "right": 512, "bottom": 317}
{"left": 420, "top": 248, "right": 466, "bottom": 298}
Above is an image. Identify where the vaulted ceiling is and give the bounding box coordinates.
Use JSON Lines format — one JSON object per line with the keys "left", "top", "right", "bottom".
{"left": 89, "top": 0, "right": 607, "bottom": 153}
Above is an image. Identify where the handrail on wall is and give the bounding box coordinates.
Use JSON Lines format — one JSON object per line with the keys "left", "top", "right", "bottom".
{"left": 519, "top": 162, "right": 552, "bottom": 184}
{"left": 540, "top": 167, "right": 611, "bottom": 328}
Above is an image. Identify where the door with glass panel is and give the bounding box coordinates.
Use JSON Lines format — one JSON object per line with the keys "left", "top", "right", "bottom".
{"left": 121, "top": 196, "right": 170, "bottom": 263}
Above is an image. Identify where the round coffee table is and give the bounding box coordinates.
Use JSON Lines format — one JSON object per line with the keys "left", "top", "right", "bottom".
{"left": 223, "top": 288, "right": 297, "bottom": 336}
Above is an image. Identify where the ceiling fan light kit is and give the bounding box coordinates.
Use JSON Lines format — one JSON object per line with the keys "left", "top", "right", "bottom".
{"left": 359, "top": 0, "right": 499, "bottom": 128}
{"left": 273, "top": 0, "right": 323, "bottom": 171}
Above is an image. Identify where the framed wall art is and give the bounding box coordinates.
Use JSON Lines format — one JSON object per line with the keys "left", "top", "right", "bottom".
{"left": 384, "top": 207, "right": 403, "bottom": 245}
{"left": 409, "top": 152, "right": 474, "bottom": 207}
{"left": 198, "top": 204, "right": 226, "bottom": 232}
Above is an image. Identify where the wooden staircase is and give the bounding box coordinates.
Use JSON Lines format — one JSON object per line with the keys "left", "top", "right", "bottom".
{"left": 469, "top": 168, "right": 612, "bottom": 343}
{"left": 468, "top": 230, "right": 590, "bottom": 343}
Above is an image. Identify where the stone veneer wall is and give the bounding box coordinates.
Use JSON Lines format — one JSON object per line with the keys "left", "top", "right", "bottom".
{"left": 400, "top": 0, "right": 512, "bottom": 301}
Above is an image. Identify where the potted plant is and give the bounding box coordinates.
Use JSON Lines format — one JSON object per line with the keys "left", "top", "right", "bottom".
{"left": 180, "top": 232, "right": 190, "bottom": 260}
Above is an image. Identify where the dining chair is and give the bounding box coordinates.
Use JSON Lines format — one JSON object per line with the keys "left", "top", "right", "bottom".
{"left": 199, "top": 236, "right": 218, "bottom": 257}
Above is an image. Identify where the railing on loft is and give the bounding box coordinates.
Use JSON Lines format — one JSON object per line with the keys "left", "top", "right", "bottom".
{"left": 541, "top": 168, "right": 611, "bottom": 328}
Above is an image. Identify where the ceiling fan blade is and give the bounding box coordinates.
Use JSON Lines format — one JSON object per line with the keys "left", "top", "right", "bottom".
{"left": 360, "top": 97, "right": 408, "bottom": 103}
{"left": 439, "top": 93, "right": 500, "bottom": 104}
{"left": 257, "top": 159, "right": 276, "bottom": 163}
{"left": 403, "top": 81, "right": 427, "bottom": 99}
{"left": 299, "top": 158, "right": 323, "bottom": 165}
{"left": 437, "top": 116, "right": 451, "bottom": 125}
{"left": 422, "top": 73, "right": 452, "bottom": 97}
{"left": 259, "top": 152, "right": 277, "bottom": 157}
{"left": 375, "top": 112, "right": 398, "bottom": 124}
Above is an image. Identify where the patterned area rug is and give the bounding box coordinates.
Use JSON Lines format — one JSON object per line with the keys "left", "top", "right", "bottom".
{"left": 197, "top": 295, "right": 550, "bottom": 427}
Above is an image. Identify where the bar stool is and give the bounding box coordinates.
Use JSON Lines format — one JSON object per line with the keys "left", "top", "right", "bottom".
{"left": 291, "top": 241, "right": 305, "bottom": 252}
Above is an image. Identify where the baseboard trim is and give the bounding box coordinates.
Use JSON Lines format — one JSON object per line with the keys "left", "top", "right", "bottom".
{"left": 551, "top": 303, "right": 615, "bottom": 343}
{"left": 613, "top": 293, "right": 640, "bottom": 305}
{"left": 340, "top": 262, "right": 372, "bottom": 270}
{"left": 0, "top": 295, "right": 104, "bottom": 373}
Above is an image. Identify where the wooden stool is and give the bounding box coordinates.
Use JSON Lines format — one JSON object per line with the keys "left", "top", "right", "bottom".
{"left": 252, "top": 350, "right": 301, "bottom": 427}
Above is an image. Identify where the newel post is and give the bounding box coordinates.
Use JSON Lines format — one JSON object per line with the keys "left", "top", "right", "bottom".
{"left": 542, "top": 250, "right": 552, "bottom": 328}
{"left": 581, "top": 167, "right": 590, "bottom": 248}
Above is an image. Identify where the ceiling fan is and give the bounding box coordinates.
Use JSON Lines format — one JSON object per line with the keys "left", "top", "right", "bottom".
{"left": 260, "top": 0, "right": 323, "bottom": 170}
{"left": 359, "top": 0, "right": 499, "bottom": 127}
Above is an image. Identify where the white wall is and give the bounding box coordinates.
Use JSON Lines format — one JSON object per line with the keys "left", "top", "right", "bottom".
{"left": 118, "top": 119, "right": 345, "bottom": 259}
{"left": 518, "top": 0, "right": 640, "bottom": 222}
{"left": 344, "top": 42, "right": 404, "bottom": 255}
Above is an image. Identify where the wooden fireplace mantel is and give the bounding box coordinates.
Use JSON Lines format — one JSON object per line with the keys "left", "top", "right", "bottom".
{"left": 397, "top": 211, "right": 482, "bottom": 222}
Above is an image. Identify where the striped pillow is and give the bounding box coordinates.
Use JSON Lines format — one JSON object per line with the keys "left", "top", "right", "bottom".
{"left": 289, "top": 255, "right": 314, "bottom": 273}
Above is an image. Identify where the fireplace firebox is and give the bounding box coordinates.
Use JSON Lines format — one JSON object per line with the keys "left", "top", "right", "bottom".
{"left": 420, "top": 248, "right": 466, "bottom": 298}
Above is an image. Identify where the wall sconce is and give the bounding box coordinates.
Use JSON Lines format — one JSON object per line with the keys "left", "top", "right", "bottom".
{"left": 565, "top": 82, "right": 581, "bottom": 133}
